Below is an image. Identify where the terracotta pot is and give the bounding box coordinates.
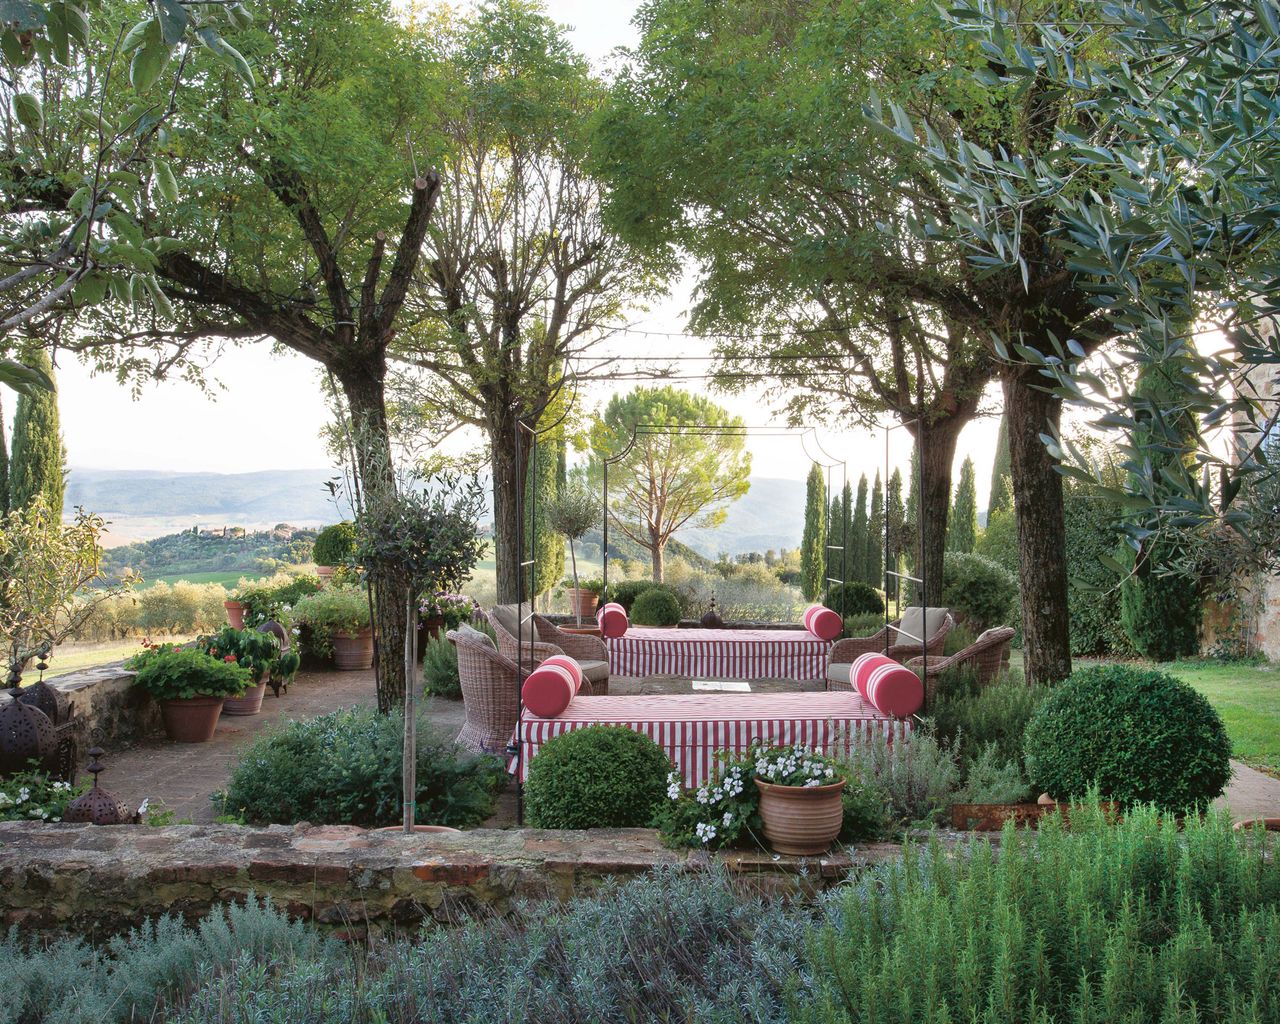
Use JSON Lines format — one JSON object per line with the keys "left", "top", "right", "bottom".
{"left": 316, "top": 564, "right": 335, "bottom": 586}
{"left": 159, "top": 696, "right": 225, "bottom": 742}
{"left": 333, "top": 627, "right": 374, "bottom": 670}
{"left": 566, "top": 588, "right": 600, "bottom": 621}
{"left": 224, "top": 600, "right": 245, "bottom": 629}
{"left": 755, "top": 778, "right": 846, "bottom": 856}
{"left": 559, "top": 624, "right": 603, "bottom": 638}
{"left": 417, "top": 615, "right": 446, "bottom": 653}
{"left": 222, "top": 680, "right": 267, "bottom": 716}
{"left": 1234, "top": 818, "right": 1280, "bottom": 832}
{"left": 372, "top": 825, "right": 461, "bottom": 835}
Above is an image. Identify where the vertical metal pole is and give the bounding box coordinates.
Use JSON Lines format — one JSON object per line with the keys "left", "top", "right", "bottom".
{"left": 602, "top": 463, "right": 610, "bottom": 602}
{"left": 918, "top": 379, "right": 927, "bottom": 683}
{"left": 513, "top": 417, "right": 524, "bottom": 826}
{"left": 884, "top": 425, "right": 891, "bottom": 652}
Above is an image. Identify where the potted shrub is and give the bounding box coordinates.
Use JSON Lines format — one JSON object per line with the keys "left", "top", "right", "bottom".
{"left": 312, "top": 521, "right": 358, "bottom": 583}
{"left": 198, "top": 625, "right": 282, "bottom": 716}
{"left": 292, "top": 588, "right": 374, "bottom": 670}
{"left": 545, "top": 486, "right": 602, "bottom": 626}
{"left": 126, "top": 643, "right": 251, "bottom": 742}
{"left": 418, "top": 592, "right": 477, "bottom": 649}
{"left": 752, "top": 743, "right": 846, "bottom": 855}
{"left": 223, "top": 594, "right": 246, "bottom": 629}
{"left": 562, "top": 576, "right": 603, "bottom": 625}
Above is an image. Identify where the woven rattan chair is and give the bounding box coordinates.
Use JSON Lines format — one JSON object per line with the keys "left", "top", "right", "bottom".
{"left": 905, "top": 626, "right": 1017, "bottom": 707}
{"left": 825, "top": 608, "right": 954, "bottom": 690}
{"left": 451, "top": 627, "right": 521, "bottom": 755}
{"left": 485, "top": 605, "right": 609, "bottom": 693}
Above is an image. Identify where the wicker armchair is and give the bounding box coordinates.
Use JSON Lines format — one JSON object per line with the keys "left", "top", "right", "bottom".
{"left": 485, "top": 604, "right": 609, "bottom": 693}
{"left": 905, "top": 626, "right": 1016, "bottom": 707}
{"left": 451, "top": 628, "right": 522, "bottom": 755}
{"left": 826, "top": 608, "right": 954, "bottom": 690}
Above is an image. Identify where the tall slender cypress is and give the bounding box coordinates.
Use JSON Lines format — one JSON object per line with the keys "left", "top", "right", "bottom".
{"left": 800, "top": 463, "right": 826, "bottom": 601}
{"left": 988, "top": 414, "right": 1012, "bottom": 518}
{"left": 948, "top": 457, "right": 978, "bottom": 552}
{"left": 865, "top": 471, "right": 884, "bottom": 588}
{"left": 524, "top": 429, "right": 565, "bottom": 605}
{"left": 849, "top": 474, "right": 868, "bottom": 584}
{"left": 886, "top": 468, "right": 906, "bottom": 601}
{"left": 9, "top": 350, "right": 65, "bottom": 514}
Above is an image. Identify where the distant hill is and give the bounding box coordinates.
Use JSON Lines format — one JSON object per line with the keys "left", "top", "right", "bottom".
{"left": 102, "top": 524, "right": 319, "bottom": 583}
{"left": 676, "top": 477, "right": 807, "bottom": 558}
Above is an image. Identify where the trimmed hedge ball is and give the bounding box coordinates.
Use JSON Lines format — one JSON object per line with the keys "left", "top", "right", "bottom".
{"left": 632, "top": 587, "right": 682, "bottom": 627}
{"left": 1023, "top": 664, "right": 1231, "bottom": 811}
{"left": 523, "top": 725, "right": 674, "bottom": 829}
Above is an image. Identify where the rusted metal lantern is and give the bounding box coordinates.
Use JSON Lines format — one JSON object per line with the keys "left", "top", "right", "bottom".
{"left": 0, "top": 654, "right": 56, "bottom": 775}
{"left": 63, "top": 747, "right": 134, "bottom": 825}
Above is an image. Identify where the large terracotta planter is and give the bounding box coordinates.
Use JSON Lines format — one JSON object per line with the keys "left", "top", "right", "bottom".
{"left": 316, "top": 564, "right": 335, "bottom": 586}
{"left": 559, "top": 624, "right": 603, "bottom": 638}
{"left": 372, "top": 825, "right": 461, "bottom": 835}
{"left": 222, "top": 680, "right": 267, "bottom": 716}
{"left": 159, "top": 696, "right": 225, "bottom": 742}
{"left": 566, "top": 588, "right": 599, "bottom": 621}
{"left": 755, "top": 778, "right": 846, "bottom": 855}
{"left": 333, "top": 627, "right": 374, "bottom": 670}
{"left": 224, "top": 600, "right": 245, "bottom": 629}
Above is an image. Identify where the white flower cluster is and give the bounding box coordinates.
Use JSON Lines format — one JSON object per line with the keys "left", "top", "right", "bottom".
{"left": 666, "top": 771, "right": 682, "bottom": 801}
{"left": 755, "top": 745, "right": 837, "bottom": 787}
{"left": 694, "top": 821, "right": 718, "bottom": 843}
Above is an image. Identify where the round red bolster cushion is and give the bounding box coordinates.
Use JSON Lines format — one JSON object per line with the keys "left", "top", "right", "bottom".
{"left": 539, "top": 654, "right": 583, "bottom": 691}
{"left": 803, "top": 604, "right": 843, "bottom": 641}
{"left": 597, "top": 601, "right": 629, "bottom": 639}
{"left": 865, "top": 661, "right": 924, "bottom": 719}
{"left": 850, "top": 652, "right": 894, "bottom": 701}
{"left": 522, "top": 662, "right": 579, "bottom": 718}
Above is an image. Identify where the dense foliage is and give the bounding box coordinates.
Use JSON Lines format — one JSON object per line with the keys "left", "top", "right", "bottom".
{"left": 422, "top": 618, "right": 494, "bottom": 699}
{"left": 523, "top": 725, "right": 672, "bottom": 829}
{"left": 800, "top": 463, "right": 826, "bottom": 601}
{"left": 0, "top": 768, "right": 81, "bottom": 822}
{"left": 630, "top": 586, "right": 682, "bottom": 626}
{"left": 607, "top": 578, "right": 657, "bottom": 613}
{"left": 312, "top": 523, "right": 359, "bottom": 568}
{"left": 221, "top": 707, "right": 505, "bottom": 828}
{"left": 1024, "top": 665, "right": 1232, "bottom": 811}
{"left": 197, "top": 625, "right": 288, "bottom": 685}
{"left": 233, "top": 573, "right": 323, "bottom": 630}
{"left": 931, "top": 671, "right": 1047, "bottom": 780}
{"left": 126, "top": 646, "right": 251, "bottom": 701}
{"left": 8, "top": 350, "right": 64, "bottom": 515}
{"left": 291, "top": 587, "right": 371, "bottom": 641}
{"left": 825, "top": 581, "right": 884, "bottom": 618}
{"left": 941, "top": 551, "right": 1018, "bottom": 630}
{"left": 1062, "top": 484, "right": 1134, "bottom": 657}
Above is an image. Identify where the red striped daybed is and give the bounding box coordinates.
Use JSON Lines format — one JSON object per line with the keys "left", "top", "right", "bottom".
{"left": 515, "top": 690, "right": 911, "bottom": 786}
{"left": 606, "top": 627, "right": 829, "bottom": 682}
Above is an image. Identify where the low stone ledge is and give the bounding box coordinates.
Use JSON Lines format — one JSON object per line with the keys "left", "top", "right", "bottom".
{"left": 0, "top": 662, "right": 160, "bottom": 751}
{"left": 0, "top": 821, "right": 910, "bottom": 939}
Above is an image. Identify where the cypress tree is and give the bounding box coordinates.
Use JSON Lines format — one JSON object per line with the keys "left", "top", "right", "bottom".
{"left": 800, "top": 463, "right": 826, "bottom": 601}
{"left": 903, "top": 446, "right": 921, "bottom": 575}
{"left": 865, "top": 471, "right": 884, "bottom": 588}
{"left": 948, "top": 457, "right": 978, "bottom": 552}
{"left": 9, "top": 349, "right": 65, "bottom": 514}
{"left": 1119, "top": 360, "right": 1202, "bottom": 660}
{"left": 524, "top": 429, "right": 565, "bottom": 605}
{"left": 0, "top": 396, "right": 9, "bottom": 516}
{"left": 849, "top": 474, "right": 868, "bottom": 584}
{"left": 828, "top": 492, "right": 844, "bottom": 585}
{"left": 886, "top": 468, "right": 905, "bottom": 601}
{"left": 988, "top": 414, "right": 1012, "bottom": 518}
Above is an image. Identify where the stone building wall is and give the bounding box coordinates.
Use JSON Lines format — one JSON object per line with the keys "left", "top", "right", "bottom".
{"left": 1241, "top": 360, "right": 1280, "bottom": 659}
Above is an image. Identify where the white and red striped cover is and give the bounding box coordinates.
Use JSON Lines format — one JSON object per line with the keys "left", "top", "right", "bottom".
{"left": 515, "top": 691, "right": 911, "bottom": 785}
{"left": 606, "top": 627, "right": 829, "bottom": 682}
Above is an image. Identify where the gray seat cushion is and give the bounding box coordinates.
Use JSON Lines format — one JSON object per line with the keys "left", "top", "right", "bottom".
{"left": 826, "top": 662, "right": 853, "bottom": 685}
{"left": 890, "top": 606, "right": 947, "bottom": 646}
{"left": 456, "top": 622, "right": 495, "bottom": 650}
{"left": 492, "top": 603, "right": 539, "bottom": 642}
{"left": 578, "top": 659, "right": 609, "bottom": 683}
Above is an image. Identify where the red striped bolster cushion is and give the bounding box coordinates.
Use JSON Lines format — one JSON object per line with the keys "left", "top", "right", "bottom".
{"left": 522, "top": 662, "right": 579, "bottom": 718}
{"left": 539, "top": 654, "right": 583, "bottom": 692}
{"left": 804, "top": 604, "right": 843, "bottom": 641}
{"left": 597, "top": 602, "right": 629, "bottom": 639}
{"left": 851, "top": 652, "right": 896, "bottom": 701}
{"left": 865, "top": 661, "right": 924, "bottom": 719}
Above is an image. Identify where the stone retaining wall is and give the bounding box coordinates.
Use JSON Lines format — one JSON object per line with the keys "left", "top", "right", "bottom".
{"left": 0, "top": 821, "right": 910, "bottom": 940}
{"left": 0, "top": 662, "right": 160, "bottom": 752}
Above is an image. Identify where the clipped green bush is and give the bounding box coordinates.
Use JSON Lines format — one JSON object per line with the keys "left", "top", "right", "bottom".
{"left": 524, "top": 725, "right": 673, "bottom": 828}
{"left": 941, "top": 550, "right": 1017, "bottom": 630}
{"left": 842, "top": 611, "right": 884, "bottom": 637}
{"left": 312, "top": 521, "right": 358, "bottom": 567}
{"left": 631, "top": 586, "right": 682, "bottom": 626}
{"left": 825, "top": 581, "right": 885, "bottom": 617}
{"left": 222, "top": 707, "right": 505, "bottom": 827}
{"left": 1023, "top": 664, "right": 1231, "bottom": 810}
{"left": 608, "top": 579, "right": 657, "bottom": 612}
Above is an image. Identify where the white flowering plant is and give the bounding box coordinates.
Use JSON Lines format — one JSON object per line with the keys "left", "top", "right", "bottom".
{"left": 0, "top": 768, "right": 84, "bottom": 822}
{"left": 656, "top": 741, "right": 846, "bottom": 849}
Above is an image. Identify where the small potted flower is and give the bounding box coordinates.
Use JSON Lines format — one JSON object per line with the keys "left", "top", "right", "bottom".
{"left": 126, "top": 643, "right": 251, "bottom": 742}
{"left": 312, "top": 522, "right": 359, "bottom": 584}
{"left": 291, "top": 587, "right": 373, "bottom": 670}
{"left": 752, "top": 743, "right": 846, "bottom": 855}
{"left": 198, "top": 626, "right": 282, "bottom": 716}
{"left": 419, "top": 592, "right": 477, "bottom": 648}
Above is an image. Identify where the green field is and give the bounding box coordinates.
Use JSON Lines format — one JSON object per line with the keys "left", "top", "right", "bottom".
{"left": 141, "top": 570, "right": 246, "bottom": 589}
{"left": 1164, "top": 660, "right": 1280, "bottom": 773}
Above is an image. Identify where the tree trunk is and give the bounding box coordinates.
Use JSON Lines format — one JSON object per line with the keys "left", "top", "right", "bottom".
{"left": 490, "top": 410, "right": 530, "bottom": 603}
{"left": 909, "top": 415, "right": 964, "bottom": 608}
{"left": 1003, "top": 365, "right": 1072, "bottom": 684}
{"left": 650, "top": 532, "right": 665, "bottom": 582}
{"left": 336, "top": 364, "right": 410, "bottom": 712}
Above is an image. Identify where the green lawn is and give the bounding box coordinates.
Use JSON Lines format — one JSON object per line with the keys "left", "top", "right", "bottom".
{"left": 142, "top": 569, "right": 245, "bottom": 589}
{"left": 1163, "top": 660, "right": 1280, "bottom": 773}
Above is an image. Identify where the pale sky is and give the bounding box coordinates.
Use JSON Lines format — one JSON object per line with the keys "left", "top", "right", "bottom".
{"left": 48, "top": 0, "right": 1002, "bottom": 500}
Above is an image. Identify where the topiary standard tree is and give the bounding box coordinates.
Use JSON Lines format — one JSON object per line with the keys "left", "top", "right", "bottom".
{"left": 947, "top": 457, "right": 978, "bottom": 554}
{"left": 545, "top": 484, "right": 601, "bottom": 626}
{"left": 800, "top": 463, "right": 826, "bottom": 602}
{"left": 1023, "top": 665, "right": 1231, "bottom": 812}
{"left": 8, "top": 349, "right": 64, "bottom": 515}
